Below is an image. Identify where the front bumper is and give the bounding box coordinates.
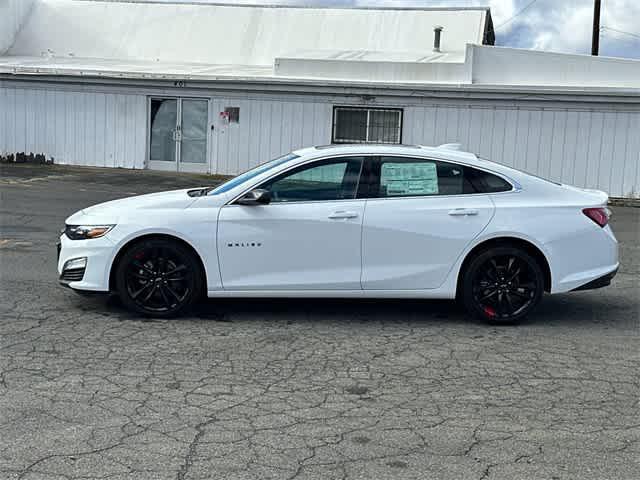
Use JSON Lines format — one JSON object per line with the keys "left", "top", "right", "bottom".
{"left": 57, "top": 233, "right": 115, "bottom": 292}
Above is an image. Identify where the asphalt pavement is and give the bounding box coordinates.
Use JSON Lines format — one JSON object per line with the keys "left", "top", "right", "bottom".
{"left": 0, "top": 163, "right": 638, "bottom": 480}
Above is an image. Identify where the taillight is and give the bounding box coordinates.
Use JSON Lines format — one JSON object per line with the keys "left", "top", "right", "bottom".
{"left": 583, "top": 207, "right": 611, "bottom": 228}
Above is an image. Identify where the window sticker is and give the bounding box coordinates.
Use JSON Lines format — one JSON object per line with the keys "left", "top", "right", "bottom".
{"left": 381, "top": 162, "right": 439, "bottom": 196}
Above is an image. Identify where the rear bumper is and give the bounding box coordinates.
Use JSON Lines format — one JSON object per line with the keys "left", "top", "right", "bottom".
{"left": 547, "top": 222, "right": 619, "bottom": 294}
{"left": 572, "top": 267, "right": 618, "bottom": 291}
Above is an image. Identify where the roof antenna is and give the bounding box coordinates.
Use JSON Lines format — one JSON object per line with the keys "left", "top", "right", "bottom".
{"left": 433, "top": 26, "right": 443, "bottom": 53}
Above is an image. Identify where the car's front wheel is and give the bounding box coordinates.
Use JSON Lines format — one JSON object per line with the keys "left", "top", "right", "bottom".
{"left": 115, "top": 238, "right": 203, "bottom": 317}
{"left": 461, "top": 246, "right": 544, "bottom": 324}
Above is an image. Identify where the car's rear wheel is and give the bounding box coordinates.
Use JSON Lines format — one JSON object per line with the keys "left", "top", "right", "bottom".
{"left": 115, "top": 238, "right": 203, "bottom": 317}
{"left": 461, "top": 246, "right": 544, "bottom": 324}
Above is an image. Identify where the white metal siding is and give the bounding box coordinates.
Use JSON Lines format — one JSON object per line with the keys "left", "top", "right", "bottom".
{"left": 0, "top": 86, "right": 146, "bottom": 169}
{"left": 211, "top": 98, "right": 332, "bottom": 176}
{"left": 403, "top": 105, "right": 640, "bottom": 199}
{"left": 211, "top": 99, "right": 639, "bottom": 197}
{"left": 1, "top": 83, "right": 639, "bottom": 198}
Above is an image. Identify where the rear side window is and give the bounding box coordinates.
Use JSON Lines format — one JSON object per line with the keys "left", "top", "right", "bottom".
{"left": 362, "top": 157, "right": 512, "bottom": 198}
{"left": 371, "top": 157, "right": 475, "bottom": 197}
{"left": 466, "top": 167, "right": 513, "bottom": 193}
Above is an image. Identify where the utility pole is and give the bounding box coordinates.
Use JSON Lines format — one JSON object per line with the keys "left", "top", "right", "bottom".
{"left": 592, "top": 0, "right": 602, "bottom": 55}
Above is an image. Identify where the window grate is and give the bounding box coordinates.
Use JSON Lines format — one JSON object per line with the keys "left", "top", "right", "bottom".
{"left": 332, "top": 107, "right": 403, "bottom": 145}
{"left": 225, "top": 107, "right": 240, "bottom": 123}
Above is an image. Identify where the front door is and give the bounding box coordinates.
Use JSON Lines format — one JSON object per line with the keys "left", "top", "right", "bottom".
{"left": 148, "top": 98, "right": 209, "bottom": 173}
{"left": 217, "top": 156, "right": 366, "bottom": 290}
{"left": 361, "top": 156, "right": 495, "bottom": 290}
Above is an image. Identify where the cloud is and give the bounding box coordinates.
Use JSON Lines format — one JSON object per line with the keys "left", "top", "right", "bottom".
{"left": 492, "top": 0, "right": 640, "bottom": 58}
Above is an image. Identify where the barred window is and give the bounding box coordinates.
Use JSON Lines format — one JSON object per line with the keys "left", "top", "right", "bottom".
{"left": 332, "top": 107, "right": 403, "bottom": 144}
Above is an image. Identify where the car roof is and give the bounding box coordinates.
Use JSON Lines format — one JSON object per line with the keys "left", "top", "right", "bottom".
{"left": 293, "top": 143, "right": 481, "bottom": 165}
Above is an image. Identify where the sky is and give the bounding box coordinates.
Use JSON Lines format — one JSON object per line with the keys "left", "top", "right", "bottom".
{"left": 163, "top": 0, "right": 640, "bottom": 59}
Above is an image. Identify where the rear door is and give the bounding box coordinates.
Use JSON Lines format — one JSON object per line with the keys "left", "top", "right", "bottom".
{"left": 361, "top": 156, "right": 495, "bottom": 290}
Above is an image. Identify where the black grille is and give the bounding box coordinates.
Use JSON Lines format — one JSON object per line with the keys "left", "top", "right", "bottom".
{"left": 60, "top": 267, "right": 85, "bottom": 282}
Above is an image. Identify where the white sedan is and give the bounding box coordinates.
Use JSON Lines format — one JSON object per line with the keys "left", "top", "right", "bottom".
{"left": 57, "top": 144, "right": 618, "bottom": 323}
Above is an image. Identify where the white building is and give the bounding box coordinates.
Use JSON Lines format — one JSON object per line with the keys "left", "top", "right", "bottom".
{"left": 1, "top": 0, "right": 639, "bottom": 198}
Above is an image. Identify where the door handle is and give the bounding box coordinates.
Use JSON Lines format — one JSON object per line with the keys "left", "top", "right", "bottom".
{"left": 448, "top": 208, "right": 479, "bottom": 216}
{"left": 328, "top": 211, "right": 359, "bottom": 220}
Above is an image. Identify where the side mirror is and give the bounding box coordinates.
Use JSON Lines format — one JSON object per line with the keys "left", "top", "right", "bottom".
{"left": 236, "top": 189, "right": 271, "bottom": 206}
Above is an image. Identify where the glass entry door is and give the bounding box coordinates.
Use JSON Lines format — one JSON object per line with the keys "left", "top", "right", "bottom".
{"left": 148, "top": 98, "right": 209, "bottom": 172}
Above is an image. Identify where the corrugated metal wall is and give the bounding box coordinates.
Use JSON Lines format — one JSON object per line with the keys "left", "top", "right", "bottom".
{"left": 403, "top": 105, "right": 640, "bottom": 199}
{"left": 211, "top": 97, "right": 333, "bottom": 176}
{"left": 213, "top": 99, "right": 640, "bottom": 198}
{"left": 0, "top": 86, "right": 146, "bottom": 169}
{"left": 1, "top": 84, "right": 639, "bottom": 198}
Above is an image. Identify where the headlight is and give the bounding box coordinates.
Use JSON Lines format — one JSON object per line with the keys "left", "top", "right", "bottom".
{"left": 65, "top": 225, "right": 115, "bottom": 240}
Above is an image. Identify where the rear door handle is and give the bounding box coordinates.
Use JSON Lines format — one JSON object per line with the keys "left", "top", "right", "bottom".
{"left": 448, "top": 208, "right": 479, "bottom": 216}
{"left": 328, "top": 211, "right": 359, "bottom": 220}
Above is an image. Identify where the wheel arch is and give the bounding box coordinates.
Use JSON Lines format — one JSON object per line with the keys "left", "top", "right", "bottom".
{"left": 108, "top": 233, "right": 208, "bottom": 293}
{"left": 456, "top": 236, "right": 552, "bottom": 297}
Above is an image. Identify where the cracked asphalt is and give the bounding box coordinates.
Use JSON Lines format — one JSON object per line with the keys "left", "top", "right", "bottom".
{"left": 0, "top": 163, "right": 639, "bottom": 480}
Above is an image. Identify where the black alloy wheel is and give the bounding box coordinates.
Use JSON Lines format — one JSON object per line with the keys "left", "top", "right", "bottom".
{"left": 462, "top": 246, "right": 544, "bottom": 324}
{"left": 115, "top": 238, "right": 203, "bottom": 317}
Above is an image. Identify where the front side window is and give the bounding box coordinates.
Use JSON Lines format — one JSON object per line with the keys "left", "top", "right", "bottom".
{"left": 333, "top": 107, "right": 403, "bottom": 144}
{"left": 366, "top": 157, "right": 512, "bottom": 198}
{"left": 260, "top": 157, "right": 364, "bottom": 203}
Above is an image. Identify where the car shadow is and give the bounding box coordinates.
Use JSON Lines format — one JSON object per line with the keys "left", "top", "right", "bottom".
{"left": 90, "top": 294, "right": 474, "bottom": 325}
{"left": 531, "top": 291, "right": 633, "bottom": 327}
{"left": 80, "top": 290, "right": 631, "bottom": 329}
{"left": 192, "top": 297, "right": 472, "bottom": 324}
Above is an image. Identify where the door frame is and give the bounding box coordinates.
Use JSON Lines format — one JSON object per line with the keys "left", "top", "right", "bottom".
{"left": 146, "top": 96, "right": 211, "bottom": 174}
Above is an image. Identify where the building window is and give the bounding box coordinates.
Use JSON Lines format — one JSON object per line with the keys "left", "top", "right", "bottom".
{"left": 332, "top": 107, "right": 403, "bottom": 144}
{"left": 225, "top": 107, "right": 240, "bottom": 123}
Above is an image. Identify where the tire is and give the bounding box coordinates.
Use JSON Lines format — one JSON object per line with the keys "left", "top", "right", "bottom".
{"left": 115, "top": 238, "right": 203, "bottom": 318}
{"left": 461, "top": 246, "right": 544, "bottom": 325}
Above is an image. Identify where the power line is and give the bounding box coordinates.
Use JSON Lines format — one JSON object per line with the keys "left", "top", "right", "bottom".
{"left": 601, "top": 26, "right": 640, "bottom": 40}
{"left": 494, "top": 0, "right": 540, "bottom": 30}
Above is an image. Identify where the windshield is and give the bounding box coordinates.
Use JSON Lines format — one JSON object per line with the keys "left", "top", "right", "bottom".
{"left": 208, "top": 153, "right": 300, "bottom": 195}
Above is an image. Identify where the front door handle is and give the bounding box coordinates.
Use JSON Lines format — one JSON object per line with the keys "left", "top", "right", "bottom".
{"left": 329, "top": 211, "right": 359, "bottom": 220}
{"left": 448, "top": 208, "right": 479, "bottom": 216}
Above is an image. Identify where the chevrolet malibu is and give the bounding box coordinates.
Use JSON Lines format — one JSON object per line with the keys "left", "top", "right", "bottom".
{"left": 58, "top": 144, "right": 618, "bottom": 323}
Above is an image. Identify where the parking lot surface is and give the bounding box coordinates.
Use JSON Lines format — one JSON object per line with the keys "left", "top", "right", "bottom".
{"left": 1, "top": 163, "right": 638, "bottom": 480}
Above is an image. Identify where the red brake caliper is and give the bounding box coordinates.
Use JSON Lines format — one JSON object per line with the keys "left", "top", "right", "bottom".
{"left": 483, "top": 306, "right": 496, "bottom": 318}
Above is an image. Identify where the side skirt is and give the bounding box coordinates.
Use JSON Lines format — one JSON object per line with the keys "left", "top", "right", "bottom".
{"left": 206, "top": 289, "right": 456, "bottom": 299}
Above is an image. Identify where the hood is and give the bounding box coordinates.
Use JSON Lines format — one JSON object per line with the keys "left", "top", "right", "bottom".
{"left": 66, "top": 188, "right": 204, "bottom": 224}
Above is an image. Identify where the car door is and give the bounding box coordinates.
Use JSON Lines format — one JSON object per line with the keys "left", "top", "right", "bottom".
{"left": 361, "top": 156, "right": 495, "bottom": 290}
{"left": 217, "top": 156, "right": 366, "bottom": 290}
